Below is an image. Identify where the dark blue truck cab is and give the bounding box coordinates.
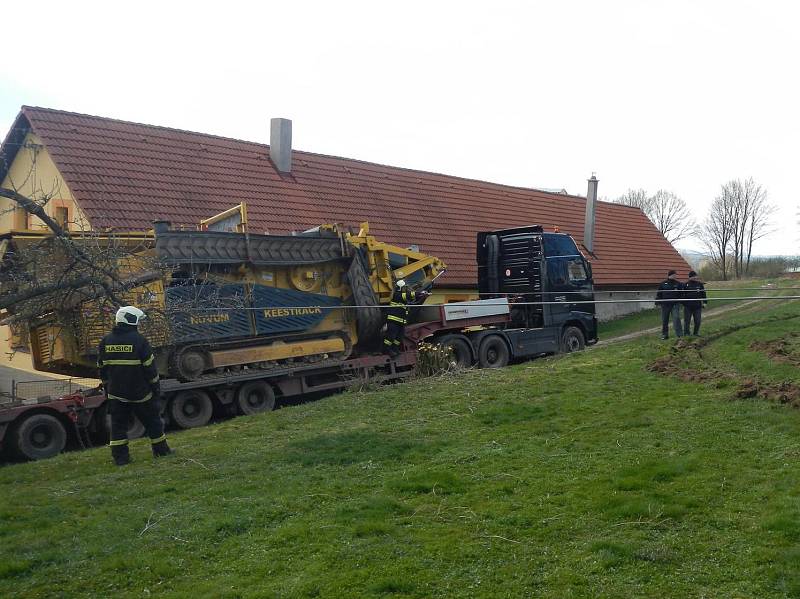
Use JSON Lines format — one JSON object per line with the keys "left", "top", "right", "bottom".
{"left": 476, "top": 224, "right": 598, "bottom": 360}
{"left": 411, "top": 224, "right": 597, "bottom": 369}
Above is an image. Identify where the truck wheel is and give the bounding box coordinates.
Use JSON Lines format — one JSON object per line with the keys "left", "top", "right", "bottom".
{"left": 170, "top": 390, "right": 213, "bottom": 429}
{"left": 437, "top": 335, "right": 474, "bottom": 368}
{"left": 561, "top": 326, "right": 585, "bottom": 353}
{"left": 236, "top": 381, "right": 276, "bottom": 415}
{"left": 12, "top": 413, "right": 67, "bottom": 460}
{"left": 89, "top": 403, "right": 109, "bottom": 444}
{"left": 478, "top": 335, "right": 510, "bottom": 369}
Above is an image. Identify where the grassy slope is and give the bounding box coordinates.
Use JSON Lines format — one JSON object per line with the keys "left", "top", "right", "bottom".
{"left": 3, "top": 302, "right": 800, "bottom": 598}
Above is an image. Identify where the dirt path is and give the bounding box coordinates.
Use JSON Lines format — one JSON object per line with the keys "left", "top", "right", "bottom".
{"left": 596, "top": 300, "right": 762, "bottom": 346}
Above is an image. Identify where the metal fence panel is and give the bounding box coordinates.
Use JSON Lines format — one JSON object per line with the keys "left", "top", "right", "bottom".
{"left": 13, "top": 378, "right": 99, "bottom": 402}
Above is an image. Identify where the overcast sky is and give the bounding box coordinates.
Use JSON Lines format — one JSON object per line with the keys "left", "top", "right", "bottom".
{"left": 1, "top": 0, "right": 797, "bottom": 254}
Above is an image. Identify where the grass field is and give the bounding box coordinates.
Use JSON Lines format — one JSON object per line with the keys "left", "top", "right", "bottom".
{"left": 2, "top": 298, "right": 800, "bottom": 598}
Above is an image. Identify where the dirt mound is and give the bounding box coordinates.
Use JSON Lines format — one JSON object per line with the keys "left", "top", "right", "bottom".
{"left": 748, "top": 333, "right": 800, "bottom": 366}
{"left": 646, "top": 340, "right": 727, "bottom": 384}
{"left": 647, "top": 322, "right": 800, "bottom": 410}
{"left": 735, "top": 378, "right": 800, "bottom": 406}
{"left": 646, "top": 356, "right": 724, "bottom": 384}
{"left": 734, "top": 378, "right": 759, "bottom": 399}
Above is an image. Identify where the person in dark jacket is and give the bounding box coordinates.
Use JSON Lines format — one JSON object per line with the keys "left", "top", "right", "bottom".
{"left": 383, "top": 279, "right": 420, "bottom": 356}
{"left": 682, "top": 270, "right": 708, "bottom": 336}
{"left": 656, "top": 270, "right": 684, "bottom": 340}
{"left": 98, "top": 306, "right": 173, "bottom": 466}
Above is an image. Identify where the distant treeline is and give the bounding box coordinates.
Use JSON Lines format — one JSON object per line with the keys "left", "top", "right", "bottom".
{"left": 698, "top": 256, "right": 800, "bottom": 281}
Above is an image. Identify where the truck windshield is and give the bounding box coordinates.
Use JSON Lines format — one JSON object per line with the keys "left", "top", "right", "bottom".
{"left": 543, "top": 234, "right": 580, "bottom": 257}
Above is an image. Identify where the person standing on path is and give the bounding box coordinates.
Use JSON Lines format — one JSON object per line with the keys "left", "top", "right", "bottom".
{"left": 98, "top": 306, "right": 174, "bottom": 466}
{"left": 683, "top": 270, "right": 708, "bottom": 336}
{"left": 656, "top": 270, "right": 684, "bottom": 340}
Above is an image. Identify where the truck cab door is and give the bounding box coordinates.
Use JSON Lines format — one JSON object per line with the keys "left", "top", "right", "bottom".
{"left": 564, "top": 257, "right": 594, "bottom": 315}
{"left": 546, "top": 256, "right": 594, "bottom": 322}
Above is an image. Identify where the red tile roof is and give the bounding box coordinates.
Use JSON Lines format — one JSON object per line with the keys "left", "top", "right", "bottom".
{"left": 1, "top": 106, "right": 691, "bottom": 287}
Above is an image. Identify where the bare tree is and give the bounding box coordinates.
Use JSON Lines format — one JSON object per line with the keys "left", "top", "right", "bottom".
{"left": 739, "top": 178, "right": 774, "bottom": 275}
{"left": 699, "top": 194, "right": 736, "bottom": 280}
{"left": 614, "top": 188, "right": 695, "bottom": 244}
{"left": 699, "top": 178, "right": 774, "bottom": 280}
{"left": 648, "top": 190, "right": 695, "bottom": 244}
{"left": 614, "top": 188, "right": 652, "bottom": 211}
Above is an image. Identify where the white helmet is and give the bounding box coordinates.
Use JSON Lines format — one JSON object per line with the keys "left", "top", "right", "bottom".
{"left": 115, "top": 306, "right": 146, "bottom": 326}
{"left": 396, "top": 279, "right": 406, "bottom": 289}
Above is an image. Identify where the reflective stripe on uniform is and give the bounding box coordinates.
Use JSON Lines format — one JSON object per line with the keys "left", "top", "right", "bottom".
{"left": 149, "top": 375, "right": 160, "bottom": 384}
{"left": 393, "top": 340, "right": 401, "bottom": 345}
{"left": 142, "top": 355, "right": 155, "bottom": 366}
{"left": 108, "top": 439, "right": 129, "bottom": 447}
{"left": 150, "top": 434, "right": 167, "bottom": 444}
{"left": 108, "top": 391, "right": 153, "bottom": 403}
{"left": 387, "top": 315, "right": 406, "bottom": 324}
{"left": 102, "top": 359, "right": 143, "bottom": 366}
{"left": 384, "top": 339, "right": 393, "bottom": 346}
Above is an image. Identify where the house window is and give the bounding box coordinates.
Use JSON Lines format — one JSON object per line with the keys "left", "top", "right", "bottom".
{"left": 13, "top": 207, "right": 28, "bottom": 230}
{"left": 54, "top": 207, "right": 69, "bottom": 229}
{"left": 9, "top": 322, "right": 30, "bottom": 351}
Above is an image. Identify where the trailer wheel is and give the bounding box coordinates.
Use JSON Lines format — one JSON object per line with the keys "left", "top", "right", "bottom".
{"left": 170, "top": 390, "right": 213, "bottom": 429}
{"left": 561, "top": 326, "right": 585, "bottom": 353}
{"left": 236, "top": 381, "right": 276, "bottom": 415}
{"left": 436, "top": 335, "right": 474, "bottom": 368}
{"left": 12, "top": 413, "right": 67, "bottom": 460}
{"left": 478, "top": 335, "right": 510, "bottom": 369}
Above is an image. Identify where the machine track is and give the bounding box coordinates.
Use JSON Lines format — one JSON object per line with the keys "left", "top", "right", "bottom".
{"left": 347, "top": 249, "right": 383, "bottom": 346}
{"left": 156, "top": 231, "right": 347, "bottom": 265}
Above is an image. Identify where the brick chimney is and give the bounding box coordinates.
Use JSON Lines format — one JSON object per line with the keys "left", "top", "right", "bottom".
{"left": 584, "top": 174, "right": 598, "bottom": 252}
{"left": 270, "top": 118, "right": 292, "bottom": 173}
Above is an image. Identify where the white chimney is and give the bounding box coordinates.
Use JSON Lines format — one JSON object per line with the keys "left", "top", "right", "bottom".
{"left": 270, "top": 118, "right": 292, "bottom": 173}
{"left": 584, "top": 174, "right": 598, "bottom": 252}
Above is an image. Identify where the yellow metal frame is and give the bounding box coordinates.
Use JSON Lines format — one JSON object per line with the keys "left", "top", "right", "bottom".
{"left": 199, "top": 203, "right": 248, "bottom": 233}
{"left": 210, "top": 337, "right": 345, "bottom": 368}
{"left": 344, "top": 222, "right": 447, "bottom": 304}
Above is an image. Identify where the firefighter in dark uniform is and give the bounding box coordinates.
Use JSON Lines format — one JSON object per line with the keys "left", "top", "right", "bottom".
{"left": 98, "top": 306, "right": 173, "bottom": 466}
{"left": 383, "top": 280, "right": 417, "bottom": 356}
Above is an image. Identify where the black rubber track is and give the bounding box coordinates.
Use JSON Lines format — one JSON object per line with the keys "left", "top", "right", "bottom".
{"left": 156, "top": 231, "right": 346, "bottom": 265}
{"left": 347, "top": 249, "right": 383, "bottom": 346}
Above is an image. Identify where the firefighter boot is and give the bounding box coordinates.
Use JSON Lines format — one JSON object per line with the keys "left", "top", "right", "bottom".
{"left": 111, "top": 444, "right": 131, "bottom": 467}
{"left": 152, "top": 440, "right": 175, "bottom": 458}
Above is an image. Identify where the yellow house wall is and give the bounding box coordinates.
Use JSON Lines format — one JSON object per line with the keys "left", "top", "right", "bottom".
{"left": 425, "top": 287, "right": 479, "bottom": 305}
{"left": 0, "top": 132, "right": 91, "bottom": 233}
{"left": 1, "top": 133, "right": 93, "bottom": 373}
